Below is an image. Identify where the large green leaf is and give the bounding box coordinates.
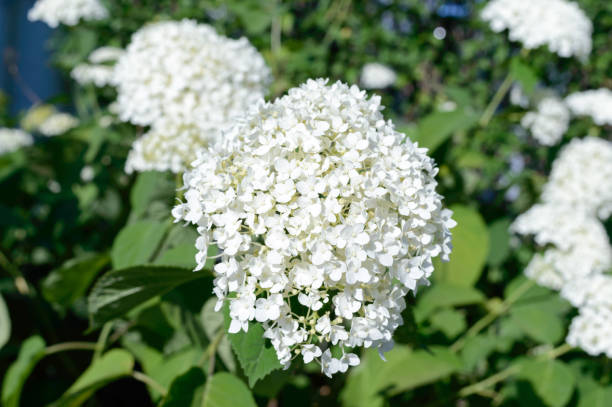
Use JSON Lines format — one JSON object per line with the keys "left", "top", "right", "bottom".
{"left": 202, "top": 372, "right": 257, "bottom": 407}
{"left": 509, "top": 305, "right": 564, "bottom": 344}
{"left": 414, "top": 108, "right": 479, "bottom": 152}
{"left": 129, "top": 171, "right": 175, "bottom": 221}
{"left": 223, "top": 305, "right": 282, "bottom": 387}
{"left": 415, "top": 283, "right": 485, "bottom": 323}
{"left": 41, "top": 253, "right": 110, "bottom": 311}
{"left": 160, "top": 367, "right": 206, "bottom": 407}
{"left": 486, "top": 218, "right": 511, "bottom": 267}
{"left": 49, "top": 349, "right": 134, "bottom": 407}
{"left": 111, "top": 220, "right": 168, "bottom": 269}
{"left": 88, "top": 265, "right": 209, "bottom": 327}
{"left": 578, "top": 385, "right": 612, "bottom": 407}
{"left": 519, "top": 359, "right": 575, "bottom": 407}
{"left": 341, "top": 346, "right": 461, "bottom": 407}
{"left": 0, "top": 293, "right": 10, "bottom": 349}
{"left": 1, "top": 336, "right": 46, "bottom": 407}
{"left": 434, "top": 205, "right": 489, "bottom": 287}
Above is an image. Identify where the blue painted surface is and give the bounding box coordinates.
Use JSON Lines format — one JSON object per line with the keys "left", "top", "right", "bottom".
{"left": 0, "top": 0, "right": 63, "bottom": 113}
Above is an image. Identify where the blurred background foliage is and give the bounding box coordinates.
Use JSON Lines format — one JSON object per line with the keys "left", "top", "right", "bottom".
{"left": 0, "top": 0, "right": 611, "bottom": 406}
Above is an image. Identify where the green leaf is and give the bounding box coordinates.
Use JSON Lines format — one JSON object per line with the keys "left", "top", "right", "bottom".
{"left": 160, "top": 367, "right": 206, "bottom": 407}
{"left": 41, "top": 253, "right": 109, "bottom": 311}
{"left": 223, "top": 304, "right": 282, "bottom": 387}
{"left": 520, "top": 359, "right": 575, "bottom": 407}
{"left": 1, "top": 336, "right": 46, "bottom": 407}
{"left": 88, "top": 265, "right": 209, "bottom": 327}
{"left": 0, "top": 293, "right": 10, "bottom": 349}
{"left": 434, "top": 205, "right": 489, "bottom": 287}
{"left": 486, "top": 218, "right": 511, "bottom": 267}
{"left": 341, "top": 346, "right": 460, "bottom": 407}
{"left": 201, "top": 298, "right": 235, "bottom": 372}
{"left": 130, "top": 171, "right": 175, "bottom": 221}
{"left": 415, "top": 283, "right": 485, "bottom": 323}
{"left": 202, "top": 372, "right": 257, "bottom": 407}
{"left": 414, "top": 108, "right": 479, "bottom": 152}
{"left": 577, "top": 385, "right": 612, "bottom": 407}
{"left": 510, "top": 58, "right": 538, "bottom": 94}
{"left": 461, "top": 334, "right": 497, "bottom": 371}
{"left": 49, "top": 349, "right": 134, "bottom": 407}
{"left": 509, "top": 305, "right": 564, "bottom": 344}
{"left": 111, "top": 220, "right": 168, "bottom": 269}
{"left": 429, "top": 308, "right": 466, "bottom": 339}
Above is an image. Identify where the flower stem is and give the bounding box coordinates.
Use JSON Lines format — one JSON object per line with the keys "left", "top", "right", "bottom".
{"left": 451, "top": 279, "right": 535, "bottom": 352}
{"left": 479, "top": 72, "right": 514, "bottom": 127}
{"left": 45, "top": 342, "right": 98, "bottom": 356}
{"left": 131, "top": 371, "right": 168, "bottom": 397}
{"left": 198, "top": 330, "right": 225, "bottom": 367}
{"left": 93, "top": 322, "right": 113, "bottom": 361}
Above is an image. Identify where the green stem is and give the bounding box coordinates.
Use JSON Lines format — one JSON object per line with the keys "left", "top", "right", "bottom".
{"left": 94, "top": 322, "right": 113, "bottom": 361}
{"left": 479, "top": 72, "right": 514, "bottom": 127}
{"left": 451, "top": 279, "right": 535, "bottom": 352}
{"left": 131, "top": 371, "right": 168, "bottom": 397}
{"left": 45, "top": 342, "right": 98, "bottom": 356}
{"left": 458, "top": 343, "right": 573, "bottom": 398}
{"left": 198, "top": 330, "right": 225, "bottom": 367}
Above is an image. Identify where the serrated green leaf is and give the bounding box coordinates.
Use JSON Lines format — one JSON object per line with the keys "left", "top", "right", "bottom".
{"left": 429, "top": 308, "right": 466, "bottom": 339}
{"left": 341, "top": 346, "right": 460, "bottom": 407}
{"left": 414, "top": 108, "right": 479, "bottom": 152}
{"left": 49, "top": 349, "right": 134, "bottom": 407}
{"left": 41, "top": 253, "right": 109, "bottom": 311}
{"left": 111, "top": 220, "right": 168, "bottom": 269}
{"left": 509, "top": 305, "right": 564, "bottom": 344}
{"left": 160, "top": 367, "right": 206, "bottom": 407}
{"left": 434, "top": 205, "right": 489, "bottom": 287}
{"left": 1, "top": 336, "right": 46, "bottom": 407}
{"left": 203, "top": 372, "right": 257, "bottom": 407}
{"left": 223, "top": 304, "right": 282, "bottom": 387}
{"left": 415, "top": 283, "right": 485, "bottom": 323}
{"left": 0, "top": 293, "right": 10, "bottom": 349}
{"left": 519, "top": 359, "right": 575, "bottom": 407}
{"left": 88, "top": 265, "right": 209, "bottom": 327}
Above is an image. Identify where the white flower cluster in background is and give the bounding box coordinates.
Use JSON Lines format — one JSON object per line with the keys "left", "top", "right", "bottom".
{"left": 28, "top": 0, "right": 108, "bottom": 28}
{"left": 565, "top": 88, "right": 612, "bottom": 126}
{"left": 513, "top": 136, "right": 612, "bottom": 358}
{"left": 360, "top": 63, "right": 397, "bottom": 90}
{"left": 481, "top": 0, "right": 592, "bottom": 60}
{"left": 173, "top": 79, "right": 455, "bottom": 377}
{"left": 113, "top": 19, "right": 271, "bottom": 173}
{"left": 0, "top": 129, "right": 34, "bottom": 155}
{"left": 520, "top": 97, "right": 569, "bottom": 146}
{"left": 72, "top": 46, "right": 124, "bottom": 87}
{"left": 37, "top": 112, "right": 79, "bottom": 136}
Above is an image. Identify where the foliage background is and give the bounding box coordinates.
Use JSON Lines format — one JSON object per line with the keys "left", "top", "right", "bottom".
{"left": 0, "top": 0, "right": 611, "bottom": 406}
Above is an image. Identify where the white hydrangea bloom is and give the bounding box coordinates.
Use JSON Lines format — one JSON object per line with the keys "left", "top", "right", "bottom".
{"left": 512, "top": 204, "right": 612, "bottom": 289}
{"left": 567, "top": 305, "right": 612, "bottom": 358}
{"left": 125, "top": 117, "right": 210, "bottom": 174}
{"left": 561, "top": 274, "right": 612, "bottom": 309}
{"left": 520, "top": 97, "right": 569, "bottom": 146}
{"left": 38, "top": 112, "right": 78, "bottom": 136}
{"left": 565, "top": 88, "right": 612, "bottom": 126}
{"left": 173, "top": 79, "right": 455, "bottom": 376}
{"left": 542, "top": 137, "right": 612, "bottom": 219}
{"left": 0, "top": 128, "right": 34, "bottom": 155}
{"left": 481, "top": 0, "right": 592, "bottom": 60}
{"left": 113, "top": 19, "right": 271, "bottom": 128}
{"left": 27, "top": 0, "right": 108, "bottom": 28}
{"left": 72, "top": 46, "right": 124, "bottom": 87}
{"left": 360, "top": 63, "right": 397, "bottom": 90}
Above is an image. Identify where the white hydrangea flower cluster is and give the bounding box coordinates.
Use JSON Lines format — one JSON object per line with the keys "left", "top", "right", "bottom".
{"left": 113, "top": 19, "right": 271, "bottom": 173}
{"left": 72, "top": 46, "right": 125, "bottom": 88}
{"left": 0, "top": 128, "right": 34, "bottom": 155}
{"left": 565, "top": 88, "right": 612, "bottom": 126}
{"left": 360, "top": 63, "right": 397, "bottom": 90}
{"left": 520, "top": 97, "right": 569, "bottom": 146}
{"left": 37, "top": 112, "right": 79, "bottom": 136}
{"left": 27, "top": 0, "right": 108, "bottom": 28}
{"left": 542, "top": 137, "right": 612, "bottom": 220}
{"left": 173, "top": 79, "right": 455, "bottom": 377}
{"left": 481, "top": 0, "right": 592, "bottom": 60}
{"left": 513, "top": 137, "right": 612, "bottom": 358}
